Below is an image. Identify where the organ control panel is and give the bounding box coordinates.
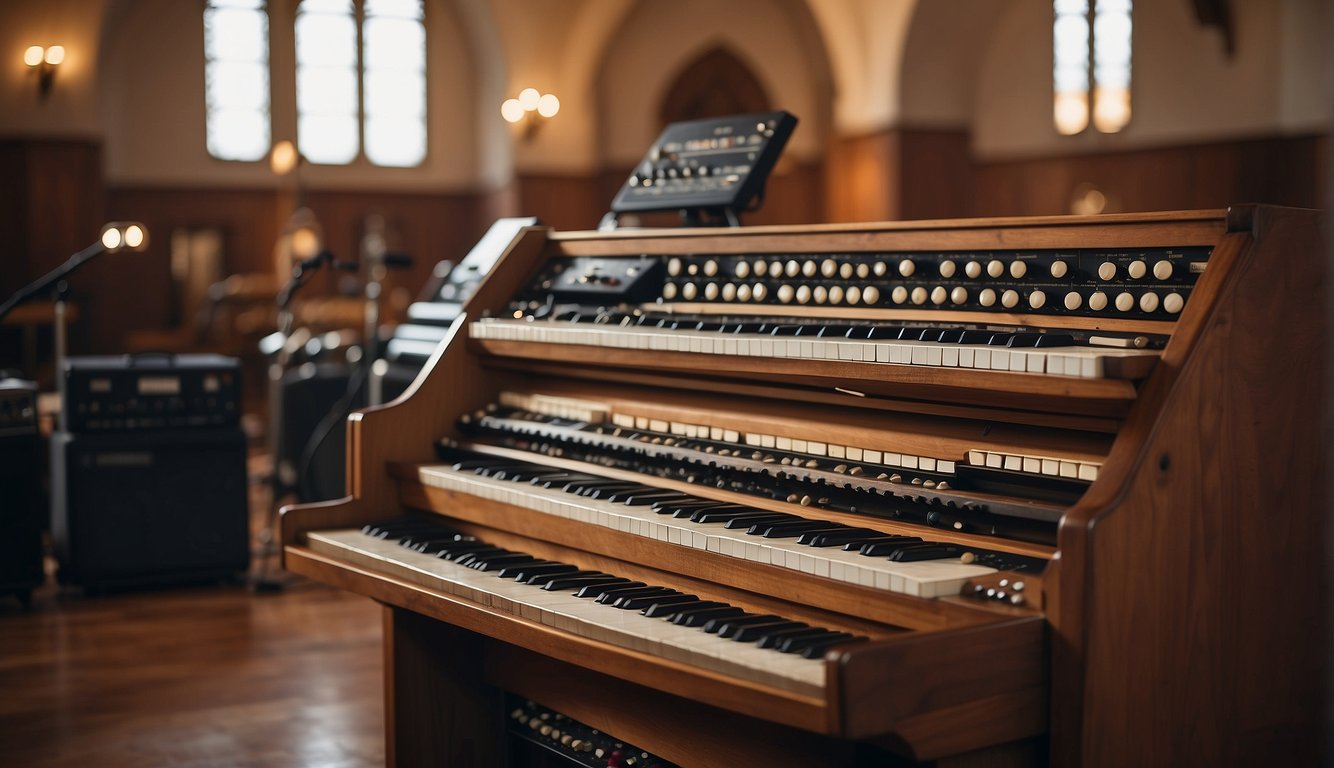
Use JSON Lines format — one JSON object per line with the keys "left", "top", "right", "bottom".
{"left": 281, "top": 206, "right": 1325, "bottom": 767}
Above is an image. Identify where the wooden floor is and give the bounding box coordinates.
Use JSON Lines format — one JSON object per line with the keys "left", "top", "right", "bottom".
{"left": 0, "top": 467, "right": 385, "bottom": 767}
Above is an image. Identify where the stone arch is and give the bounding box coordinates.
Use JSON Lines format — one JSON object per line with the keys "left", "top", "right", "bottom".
{"left": 658, "top": 46, "right": 771, "bottom": 126}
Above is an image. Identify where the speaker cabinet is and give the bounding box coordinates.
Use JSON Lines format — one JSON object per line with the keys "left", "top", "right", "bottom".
{"left": 0, "top": 380, "right": 44, "bottom": 604}
{"left": 50, "top": 427, "right": 249, "bottom": 591}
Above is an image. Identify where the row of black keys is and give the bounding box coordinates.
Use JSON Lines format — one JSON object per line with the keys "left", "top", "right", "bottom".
{"left": 444, "top": 450, "right": 1037, "bottom": 571}
{"left": 364, "top": 517, "right": 865, "bottom": 660}
{"left": 550, "top": 310, "right": 1077, "bottom": 349}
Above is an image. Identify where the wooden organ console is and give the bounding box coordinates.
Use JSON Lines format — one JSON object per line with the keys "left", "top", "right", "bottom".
{"left": 280, "top": 206, "right": 1325, "bottom": 766}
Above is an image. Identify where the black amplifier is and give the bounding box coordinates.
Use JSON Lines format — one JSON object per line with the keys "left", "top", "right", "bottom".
{"left": 0, "top": 377, "right": 44, "bottom": 604}
{"left": 63, "top": 353, "right": 241, "bottom": 433}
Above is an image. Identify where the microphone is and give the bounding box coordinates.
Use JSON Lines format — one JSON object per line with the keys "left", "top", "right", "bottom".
{"left": 0, "top": 222, "right": 149, "bottom": 322}
{"left": 380, "top": 252, "right": 413, "bottom": 269}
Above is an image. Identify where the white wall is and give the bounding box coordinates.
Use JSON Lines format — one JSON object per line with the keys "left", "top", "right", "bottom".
{"left": 0, "top": 0, "right": 107, "bottom": 138}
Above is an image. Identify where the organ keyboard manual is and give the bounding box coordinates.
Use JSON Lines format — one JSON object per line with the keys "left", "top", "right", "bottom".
{"left": 280, "top": 206, "right": 1325, "bottom": 767}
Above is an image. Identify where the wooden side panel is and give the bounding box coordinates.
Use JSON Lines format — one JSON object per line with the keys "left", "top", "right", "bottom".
{"left": 1055, "top": 207, "right": 1326, "bottom": 765}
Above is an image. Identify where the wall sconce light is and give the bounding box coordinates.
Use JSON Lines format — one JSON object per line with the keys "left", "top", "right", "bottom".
{"left": 501, "top": 88, "right": 560, "bottom": 140}
{"left": 24, "top": 45, "right": 64, "bottom": 99}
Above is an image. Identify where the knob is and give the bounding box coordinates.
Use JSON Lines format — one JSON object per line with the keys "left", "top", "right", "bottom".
{"left": 820, "top": 259, "right": 838, "bottom": 278}
{"left": 1028, "top": 290, "right": 1047, "bottom": 309}
{"left": 785, "top": 259, "right": 800, "bottom": 278}
{"left": 721, "top": 283, "right": 737, "bottom": 301}
{"left": 1010, "top": 261, "right": 1028, "bottom": 279}
{"left": 841, "top": 262, "right": 856, "bottom": 280}
{"left": 752, "top": 283, "right": 768, "bottom": 301}
{"left": 1139, "top": 291, "right": 1159, "bottom": 312}
{"left": 862, "top": 285, "right": 881, "bottom": 304}
{"left": 813, "top": 286, "right": 828, "bottom": 304}
{"left": 978, "top": 288, "right": 997, "bottom": 307}
{"left": 801, "top": 260, "right": 817, "bottom": 278}
{"left": 1163, "top": 292, "right": 1184, "bottom": 313}
{"left": 1098, "top": 262, "right": 1117, "bottom": 281}
{"left": 846, "top": 286, "right": 862, "bottom": 304}
{"left": 987, "top": 260, "right": 1005, "bottom": 278}
{"left": 1088, "top": 291, "right": 1108, "bottom": 311}
{"left": 965, "top": 260, "right": 983, "bottom": 279}
{"left": 1115, "top": 292, "right": 1135, "bottom": 312}
{"left": 1127, "top": 260, "right": 1147, "bottom": 280}
{"left": 891, "top": 286, "right": 908, "bottom": 304}
{"left": 939, "top": 260, "right": 957, "bottom": 278}
{"left": 930, "top": 286, "right": 948, "bottom": 305}
{"left": 753, "top": 259, "right": 768, "bottom": 277}
{"left": 776, "top": 284, "right": 794, "bottom": 303}
{"left": 795, "top": 285, "right": 811, "bottom": 304}
{"left": 769, "top": 260, "right": 783, "bottom": 277}
{"left": 829, "top": 285, "right": 845, "bottom": 304}
{"left": 950, "top": 286, "right": 968, "bottom": 305}
{"left": 898, "top": 259, "right": 916, "bottom": 277}
{"left": 703, "top": 259, "right": 718, "bottom": 277}
{"left": 703, "top": 282, "right": 719, "bottom": 300}
{"left": 1050, "top": 260, "right": 1069, "bottom": 279}
{"left": 662, "top": 282, "right": 678, "bottom": 300}
{"left": 1001, "top": 289, "right": 1019, "bottom": 308}
{"left": 667, "top": 257, "right": 683, "bottom": 277}
{"left": 1064, "top": 291, "right": 1083, "bottom": 310}
{"left": 734, "top": 260, "right": 750, "bottom": 279}
{"left": 736, "top": 284, "right": 752, "bottom": 302}
{"left": 873, "top": 261, "right": 889, "bottom": 277}
{"left": 911, "top": 286, "right": 928, "bottom": 305}
{"left": 1153, "top": 260, "right": 1173, "bottom": 280}
{"left": 855, "top": 263, "right": 870, "bottom": 279}
{"left": 681, "top": 282, "right": 697, "bottom": 300}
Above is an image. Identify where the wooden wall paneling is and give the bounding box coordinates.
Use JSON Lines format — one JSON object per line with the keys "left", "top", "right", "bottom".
{"left": 825, "top": 129, "right": 899, "bottom": 223}
{"left": 515, "top": 173, "right": 608, "bottom": 232}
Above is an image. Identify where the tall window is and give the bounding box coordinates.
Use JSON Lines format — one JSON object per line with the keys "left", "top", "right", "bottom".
{"left": 204, "top": 0, "right": 271, "bottom": 161}
{"left": 1054, "top": 0, "right": 1132, "bottom": 136}
{"left": 296, "top": 0, "right": 427, "bottom": 167}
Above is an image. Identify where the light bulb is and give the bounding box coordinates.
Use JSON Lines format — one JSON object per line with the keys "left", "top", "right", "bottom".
{"left": 500, "top": 98, "right": 524, "bottom": 123}
{"left": 44, "top": 45, "right": 65, "bottom": 66}
{"left": 24, "top": 46, "right": 44, "bottom": 67}
{"left": 536, "top": 93, "right": 560, "bottom": 118}
{"left": 123, "top": 224, "right": 146, "bottom": 250}
{"left": 101, "top": 227, "right": 123, "bottom": 251}
{"left": 518, "top": 88, "right": 540, "bottom": 111}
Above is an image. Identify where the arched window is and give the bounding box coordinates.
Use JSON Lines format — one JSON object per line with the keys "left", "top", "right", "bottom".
{"left": 659, "top": 47, "right": 770, "bottom": 127}
{"left": 204, "top": 0, "right": 271, "bottom": 161}
{"left": 1054, "top": 0, "right": 1132, "bottom": 136}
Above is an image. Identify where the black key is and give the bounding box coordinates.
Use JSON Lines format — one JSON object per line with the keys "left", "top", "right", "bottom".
{"left": 704, "top": 613, "right": 782, "bottom": 635}
{"left": 616, "top": 490, "right": 688, "bottom": 506}
{"left": 986, "top": 333, "right": 1015, "bottom": 346}
{"left": 1005, "top": 332, "right": 1045, "bottom": 348}
{"left": 957, "top": 329, "right": 995, "bottom": 344}
{"left": 506, "top": 563, "right": 580, "bottom": 581}
{"left": 643, "top": 599, "right": 729, "bottom": 619}
{"left": 672, "top": 606, "right": 745, "bottom": 627}
{"left": 937, "top": 329, "right": 965, "bottom": 343}
{"left": 651, "top": 498, "right": 722, "bottom": 514}
{"left": 689, "top": 506, "right": 764, "bottom": 524}
{"left": 865, "top": 325, "right": 907, "bottom": 340}
{"left": 494, "top": 558, "right": 562, "bottom": 577}
{"left": 596, "top": 586, "right": 677, "bottom": 605}
{"left": 615, "top": 592, "right": 697, "bottom": 611}
{"left": 525, "top": 569, "right": 603, "bottom": 587}
{"left": 799, "top": 634, "right": 867, "bottom": 659}
{"left": 918, "top": 328, "right": 948, "bottom": 342}
{"left": 441, "top": 543, "right": 507, "bottom": 562}
{"left": 467, "top": 553, "right": 537, "bottom": 571}
{"left": 756, "top": 627, "right": 830, "bottom": 649}
{"left": 576, "top": 581, "right": 647, "bottom": 599}
{"left": 856, "top": 537, "right": 925, "bottom": 556}
{"left": 797, "top": 528, "right": 884, "bottom": 547}
{"left": 724, "top": 513, "right": 799, "bottom": 530}
{"left": 751, "top": 521, "right": 843, "bottom": 539}
{"left": 886, "top": 544, "right": 963, "bottom": 562}
{"left": 542, "top": 574, "right": 622, "bottom": 591}
{"left": 454, "top": 548, "right": 514, "bottom": 567}
{"left": 769, "top": 325, "right": 802, "bottom": 336}
{"left": 777, "top": 630, "right": 851, "bottom": 654}
{"left": 1033, "top": 332, "right": 1076, "bottom": 348}
{"left": 787, "top": 632, "right": 860, "bottom": 656}
{"left": 732, "top": 621, "right": 808, "bottom": 643}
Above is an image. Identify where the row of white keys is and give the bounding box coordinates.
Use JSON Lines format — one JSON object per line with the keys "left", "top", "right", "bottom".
{"left": 417, "top": 465, "right": 995, "bottom": 598}
{"left": 307, "top": 529, "right": 825, "bottom": 695}
{"left": 471, "top": 319, "right": 1158, "bottom": 379}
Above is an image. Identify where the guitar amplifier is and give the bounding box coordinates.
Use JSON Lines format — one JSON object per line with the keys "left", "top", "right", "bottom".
{"left": 51, "top": 354, "right": 249, "bottom": 591}
{"left": 0, "top": 377, "right": 44, "bottom": 604}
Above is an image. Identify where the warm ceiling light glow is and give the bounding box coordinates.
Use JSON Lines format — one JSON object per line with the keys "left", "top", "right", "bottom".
{"left": 518, "top": 87, "right": 541, "bottom": 111}
{"left": 270, "top": 140, "right": 299, "bottom": 175}
{"left": 24, "top": 46, "right": 44, "bottom": 67}
{"left": 101, "top": 226, "right": 123, "bottom": 251}
{"left": 291, "top": 227, "right": 320, "bottom": 260}
{"left": 500, "top": 98, "right": 524, "bottom": 123}
{"left": 536, "top": 93, "right": 560, "bottom": 118}
{"left": 43, "top": 45, "right": 65, "bottom": 66}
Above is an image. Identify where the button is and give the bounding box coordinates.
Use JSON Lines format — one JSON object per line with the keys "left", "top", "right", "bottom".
{"left": 891, "top": 286, "right": 908, "bottom": 304}
{"left": 910, "top": 286, "right": 928, "bottom": 305}
{"left": 855, "top": 263, "right": 869, "bottom": 279}
{"left": 821, "top": 259, "right": 838, "bottom": 278}
{"left": 752, "top": 283, "right": 768, "bottom": 301}
{"left": 703, "top": 282, "right": 719, "bottom": 300}
{"left": 1153, "top": 260, "right": 1173, "bottom": 280}
{"left": 753, "top": 260, "right": 768, "bottom": 277}
{"left": 662, "top": 283, "right": 678, "bottom": 300}
{"left": 1010, "top": 261, "right": 1028, "bottom": 279}
{"left": 1127, "top": 260, "right": 1147, "bottom": 279}
{"left": 965, "top": 260, "right": 983, "bottom": 279}
{"left": 1139, "top": 292, "right": 1159, "bottom": 312}
{"left": 846, "top": 286, "right": 862, "bottom": 304}
{"left": 776, "top": 284, "right": 794, "bottom": 303}
{"left": 829, "top": 285, "right": 845, "bottom": 304}
{"left": 785, "top": 260, "right": 800, "bottom": 278}
{"left": 769, "top": 260, "right": 783, "bottom": 277}
{"left": 1001, "top": 289, "right": 1019, "bottom": 308}
{"left": 986, "top": 259, "right": 1003, "bottom": 278}
{"left": 1088, "top": 291, "right": 1108, "bottom": 311}
{"left": 734, "top": 261, "right": 750, "bottom": 279}
{"left": 898, "top": 260, "right": 916, "bottom": 277}
{"left": 978, "top": 288, "right": 997, "bottom": 307}
{"left": 950, "top": 286, "right": 968, "bottom": 305}
{"left": 939, "top": 260, "right": 957, "bottom": 278}
{"left": 667, "top": 258, "right": 682, "bottom": 276}
{"left": 862, "top": 285, "right": 881, "bottom": 304}
{"left": 801, "top": 260, "right": 817, "bottom": 278}
{"left": 930, "top": 286, "right": 947, "bottom": 305}
{"left": 1064, "top": 291, "right": 1083, "bottom": 310}
{"left": 840, "top": 262, "right": 855, "bottom": 280}
{"left": 1098, "top": 262, "right": 1117, "bottom": 281}
{"left": 681, "top": 282, "right": 698, "bottom": 300}
{"left": 1163, "top": 292, "right": 1184, "bottom": 313}
{"left": 812, "top": 286, "right": 828, "bottom": 304}
{"left": 703, "top": 259, "right": 718, "bottom": 277}
{"left": 1028, "top": 290, "right": 1047, "bottom": 309}
{"left": 795, "top": 285, "right": 811, "bottom": 304}
{"left": 737, "top": 284, "right": 752, "bottom": 302}
{"left": 1115, "top": 292, "right": 1135, "bottom": 312}
{"left": 721, "top": 283, "right": 737, "bottom": 301}
{"left": 873, "top": 261, "right": 889, "bottom": 277}
{"left": 1050, "top": 260, "right": 1069, "bottom": 279}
